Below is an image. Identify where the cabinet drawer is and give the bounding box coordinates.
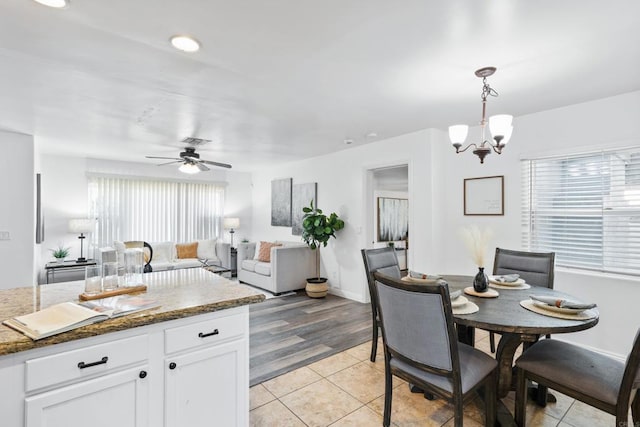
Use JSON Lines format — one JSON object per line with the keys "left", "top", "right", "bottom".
{"left": 165, "top": 312, "right": 246, "bottom": 354}
{"left": 26, "top": 335, "right": 148, "bottom": 392}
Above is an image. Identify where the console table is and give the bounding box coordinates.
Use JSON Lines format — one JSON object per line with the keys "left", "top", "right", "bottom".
{"left": 44, "top": 259, "right": 96, "bottom": 284}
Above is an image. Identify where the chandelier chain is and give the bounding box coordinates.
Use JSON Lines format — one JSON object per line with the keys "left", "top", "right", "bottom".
{"left": 481, "top": 76, "right": 499, "bottom": 101}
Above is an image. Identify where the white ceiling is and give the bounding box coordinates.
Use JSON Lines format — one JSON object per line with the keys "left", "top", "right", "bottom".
{"left": 1, "top": 1, "right": 639, "bottom": 172}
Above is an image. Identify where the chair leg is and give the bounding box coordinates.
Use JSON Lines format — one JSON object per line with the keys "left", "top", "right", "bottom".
{"left": 632, "top": 392, "right": 640, "bottom": 425}
{"left": 454, "top": 398, "right": 464, "bottom": 427}
{"left": 484, "top": 372, "right": 496, "bottom": 427}
{"left": 489, "top": 332, "right": 496, "bottom": 353}
{"left": 383, "top": 367, "right": 392, "bottom": 427}
{"left": 515, "top": 367, "right": 527, "bottom": 426}
{"left": 370, "top": 317, "right": 378, "bottom": 362}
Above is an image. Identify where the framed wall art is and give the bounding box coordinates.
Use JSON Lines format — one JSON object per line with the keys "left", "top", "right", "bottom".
{"left": 377, "top": 197, "right": 409, "bottom": 241}
{"left": 463, "top": 175, "right": 504, "bottom": 216}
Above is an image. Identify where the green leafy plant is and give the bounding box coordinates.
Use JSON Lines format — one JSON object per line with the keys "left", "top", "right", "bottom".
{"left": 50, "top": 244, "right": 70, "bottom": 259}
{"left": 301, "top": 200, "right": 345, "bottom": 280}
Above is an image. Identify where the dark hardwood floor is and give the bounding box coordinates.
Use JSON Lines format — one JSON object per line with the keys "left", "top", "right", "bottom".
{"left": 249, "top": 291, "right": 372, "bottom": 386}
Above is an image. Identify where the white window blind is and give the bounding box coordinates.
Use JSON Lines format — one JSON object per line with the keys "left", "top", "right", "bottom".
{"left": 88, "top": 175, "right": 225, "bottom": 251}
{"left": 522, "top": 148, "right": 640, "bottom": 276}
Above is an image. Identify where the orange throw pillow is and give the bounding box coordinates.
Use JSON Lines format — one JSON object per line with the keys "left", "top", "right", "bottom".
{"left": 257, "top": 241, "right": 281, "bottom": 262}
{"left": 176, "top": 242, "right": 198, "bottom": 259}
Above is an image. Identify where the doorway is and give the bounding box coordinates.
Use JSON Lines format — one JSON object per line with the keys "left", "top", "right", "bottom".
{"left": 364, "top": 164, "right": 409, "bottom": 269}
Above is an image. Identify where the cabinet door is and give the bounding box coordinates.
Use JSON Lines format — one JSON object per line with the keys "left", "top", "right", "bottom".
{"left": 25, "top": 366, "right": 150, "bottom": 427}
{"left": 165, "top": 339, "right": 247, "bottom": 427}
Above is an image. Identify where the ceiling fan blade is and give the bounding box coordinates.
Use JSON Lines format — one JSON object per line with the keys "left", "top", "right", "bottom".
{"left": 146, "top": 156, "right": 183, "bottom": 161}
{"left": 157, "top": 160, "right": 183, "bottom": 166}
{"left": 200, "top": 159, "right": 232, "bottom": 169}
{"left": 196, "top": 162, "right": 210, "bottom": 172}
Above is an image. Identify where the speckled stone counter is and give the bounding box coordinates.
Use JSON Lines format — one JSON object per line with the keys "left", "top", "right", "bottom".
{"left": 0, "top": 268, "right": 265, "bottom": 356}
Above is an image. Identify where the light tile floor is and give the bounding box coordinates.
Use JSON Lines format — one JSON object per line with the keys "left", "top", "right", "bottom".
{"left": 250, "top": 330, "right": 627, "bottom": 426}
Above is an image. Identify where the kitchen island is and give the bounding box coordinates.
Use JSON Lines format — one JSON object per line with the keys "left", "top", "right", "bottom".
{"left": 0, "top": 268, "right": 265, "bottom": 427}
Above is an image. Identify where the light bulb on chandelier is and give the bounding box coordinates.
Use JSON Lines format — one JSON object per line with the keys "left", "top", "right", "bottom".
{"left": 449, "top": 67, "right": 513, "bottom": 164}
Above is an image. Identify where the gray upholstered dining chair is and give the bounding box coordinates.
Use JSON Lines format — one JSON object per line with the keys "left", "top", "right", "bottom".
{"left": 373, "top": 271, "right": 497, "bottom": 427}
{"left": 515, "top": 328, "right": 640, "bottom": 426}
{"left": 489, "top": 247, "right": 555, "bottom": 352}
{"left": 360, "top": 248, "right": 401, "bottom": 362}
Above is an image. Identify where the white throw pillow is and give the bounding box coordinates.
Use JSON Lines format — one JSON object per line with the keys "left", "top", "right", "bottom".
{"left": 152, "top": 242, "right": 175, "bottom": 263}
{"left": 253, "top": 241, "right": 262, "bottom": 260}
{"left": 197, "top": 239, "right": 218, "bottom": 261}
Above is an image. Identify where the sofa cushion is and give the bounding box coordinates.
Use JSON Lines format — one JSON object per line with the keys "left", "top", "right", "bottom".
{"left": 173, "top": 259, "right": 202, "bottom": 269}
{"left": 257, "top": 241, "right": 281, "bottom": 262}
{"left": 152, "top": 242, "right": 175, "bottom": 263}
{"left": 254, "top": 262, "right": 272, "bottom": 276}
{"left": 176, "top": 242, "right": 198, "bottom": 259}
{"left": 253, "top": 241, "right": 262, "bottom": 260}
{"left": 242, "top": 259, "right": 259, "bottom": 272}
{"left": 197, "top": 239, "right": 218, "bottom": 261}
{"left": 150, "top": 261, "right": 175, "bottom": 271}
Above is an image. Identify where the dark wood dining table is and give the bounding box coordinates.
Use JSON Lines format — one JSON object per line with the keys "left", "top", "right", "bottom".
{"left": 443, "top": 275, "right": 600, "bottom": 399}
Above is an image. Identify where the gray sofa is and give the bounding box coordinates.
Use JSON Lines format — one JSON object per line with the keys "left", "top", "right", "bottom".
{"left": 237, "top": 241, "right": 315, "bottom": 294}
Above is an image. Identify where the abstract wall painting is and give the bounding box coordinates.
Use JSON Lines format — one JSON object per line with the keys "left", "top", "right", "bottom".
{"left": 271, "top": 178, "right": 293, "bottom": 226}
{"left": 377, "top": 197, "right": 408, "bottom": 242}
{"left": 291, "top": 182, "right": 317, "bottom": 235}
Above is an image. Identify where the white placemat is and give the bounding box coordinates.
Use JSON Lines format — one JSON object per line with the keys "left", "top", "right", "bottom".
{"left": 464, "top": 287, "right": 499, "bottom": 298}
{"left": 489, "top": 282, "right": 531, "bottom": 290}
{"left": 520, "top": 299, "right": 598, "bottom": 320}
{"left": 452, "top": 302, "right": 479, "bottom": 315}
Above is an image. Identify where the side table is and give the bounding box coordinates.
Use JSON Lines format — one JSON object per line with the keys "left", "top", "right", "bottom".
{"left": 45, "top": 259, "right": 96, "bottom": 284}
{"left": 230, "top": 247, "right": 237, "bottom": 277}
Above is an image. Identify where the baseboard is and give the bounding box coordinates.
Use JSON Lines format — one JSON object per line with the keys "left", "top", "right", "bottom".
{"left": 328, "top": 287, "right": 367, "bottom": 303}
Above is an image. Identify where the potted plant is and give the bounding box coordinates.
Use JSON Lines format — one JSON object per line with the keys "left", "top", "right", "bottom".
{"left": 301, "top": 200, "right": 345, "bottom": 298}
{"left": 50, "top": 244, "right": 70, "bottom": 263}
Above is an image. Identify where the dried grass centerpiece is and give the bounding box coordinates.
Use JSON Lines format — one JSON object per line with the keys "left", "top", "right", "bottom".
{"left": 459, "top": 225, "right": 494, "bottom": 292}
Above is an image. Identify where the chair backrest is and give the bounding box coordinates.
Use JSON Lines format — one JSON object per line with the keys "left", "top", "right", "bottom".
{"left": 361, "top": 248, "right": 401, "bottom": 305}
{"left": 618, "top": 328, "right": 640, "bottom": 406}
{"left": 493, "top": 247, "right": 555, "bottom": 288}
{"left": 373, "top": 272, "right": 461, "bottom": 385}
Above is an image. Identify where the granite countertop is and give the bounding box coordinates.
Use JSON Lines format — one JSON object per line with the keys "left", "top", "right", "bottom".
{"left": 0, "top": 268, "right": 265, "bottom": 356}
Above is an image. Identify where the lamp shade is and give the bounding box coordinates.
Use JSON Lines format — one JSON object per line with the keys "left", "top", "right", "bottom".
{"left": 489, "top": 114, "right": 513, "bottom": 139}
{"left": 223, "top": 217, "right": 240, "bottom": 230}
{"left": 68, "top": 218, "right": 97, "bottom": 234}
{"left": 448, "top": 124, "right": 468, "bottom": 144}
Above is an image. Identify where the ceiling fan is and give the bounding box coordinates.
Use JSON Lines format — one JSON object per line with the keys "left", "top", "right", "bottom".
{"left": 146, "top": 147, "right": 232, "bottom": 174}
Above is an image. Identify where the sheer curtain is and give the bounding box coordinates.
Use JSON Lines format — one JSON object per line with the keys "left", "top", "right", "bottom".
{"left": 88, "top": 175, "right": 225, "bottom": 251}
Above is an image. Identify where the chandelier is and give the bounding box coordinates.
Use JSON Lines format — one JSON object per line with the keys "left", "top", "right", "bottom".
{"left": 449, "top": 67, "right": 513, "bottom": 164}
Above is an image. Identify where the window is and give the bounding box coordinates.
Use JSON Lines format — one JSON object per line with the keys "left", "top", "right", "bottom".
{"left": 88, "top": 175, "right": 225, "bottom": 250}
{"left": 522, "top": 148, "right": 640, "bottom": 276}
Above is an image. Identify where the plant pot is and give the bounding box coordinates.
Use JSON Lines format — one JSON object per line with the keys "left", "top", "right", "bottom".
{"left": 306, "top": 277, "right": 328, "bottom": 298}
{"left": 55, "top": 258, "right": 65, "bottom": 264}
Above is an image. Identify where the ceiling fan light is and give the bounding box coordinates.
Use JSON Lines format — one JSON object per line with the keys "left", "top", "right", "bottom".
{"left": 179, "top": 163, "right": 200, "bottom": 174}
{"left": 489, "top": 114, "right": 513, "bottom": 139}
{"left": 449, "top": 125, "right": 468, "bottom": 145}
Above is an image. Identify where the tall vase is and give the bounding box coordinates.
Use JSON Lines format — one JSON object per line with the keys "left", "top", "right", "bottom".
{"left": 473, "top": 267, "right": 489, "bottom": 292}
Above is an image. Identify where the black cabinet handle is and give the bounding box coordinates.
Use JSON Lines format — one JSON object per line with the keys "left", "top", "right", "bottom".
{"left": 139, "top": 370, "right": 147, "bottom": 379}
{"left": 78, "top": 356, "right": 108, "bottom": 369}
{"left": 198, "top": 329, "right": 219, "bottom": 338}
{"left": 169, "top": 362, "right": 177, "bottom": 370}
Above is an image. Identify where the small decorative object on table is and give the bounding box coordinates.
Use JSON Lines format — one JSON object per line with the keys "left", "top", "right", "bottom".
{"left": 459, "top": 225, "right": 493, "bottom": 293}
{"left": 50, "top": 243, "right": 70, "bottom": 263}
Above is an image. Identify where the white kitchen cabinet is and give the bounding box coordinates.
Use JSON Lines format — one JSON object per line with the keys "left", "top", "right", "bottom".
{"left": 165, "top": 339, "right": 247, "bottom": 427}
{"left": 25, "top": 365, "right": 150, "bottom": 427}
{"left": 1, "top": 305, "right": 250, "bottom": 427}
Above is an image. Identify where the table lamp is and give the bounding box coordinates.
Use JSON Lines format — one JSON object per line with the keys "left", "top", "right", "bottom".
{"left": 223, "top": 217, "right": 240, "bottom": 248}
{"left": 68, "top": 218, "right": 97, "bottom": 262}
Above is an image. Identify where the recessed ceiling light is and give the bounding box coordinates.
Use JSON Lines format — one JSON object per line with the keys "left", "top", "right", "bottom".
{"left": 344, "top": 139, "right": 354, "bottom": 145}
{"left": 366, "top": 132, "right": 378, "bottom": 138}
{"left": 170, "top": 35, "right": 200, "bottom": 53}
{"left": 33, "top": 0, "right": 69, "bottom": 8}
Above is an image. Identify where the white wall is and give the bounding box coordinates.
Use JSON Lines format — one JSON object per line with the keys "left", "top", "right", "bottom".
{"left": 37, "top": 155, "right": 253, "bottom": 282}
{"left": 251, "top": 129, "right": 437, "bottom": 302}
{"left": 435, "top": 90, "right": 640, "bottom": 357}
{"left": 0, "top": 130, "right": 35, "bottom": 289}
